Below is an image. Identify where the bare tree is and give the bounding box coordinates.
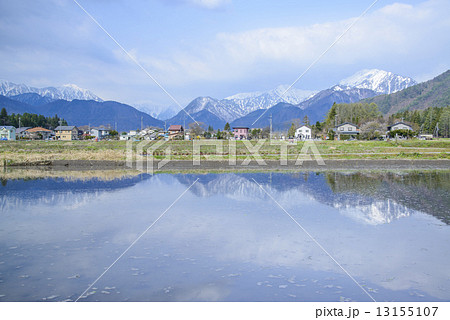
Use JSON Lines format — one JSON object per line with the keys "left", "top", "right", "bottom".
{"left": 189, "top": 122, "right": 206, "bottom": 138}
{"left": 360, "top": 120, "right": 386, "bottom": 140}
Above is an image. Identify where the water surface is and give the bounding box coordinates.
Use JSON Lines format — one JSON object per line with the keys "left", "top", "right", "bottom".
{"left": 0, "top": 170, "right": 449, "bottom": 302}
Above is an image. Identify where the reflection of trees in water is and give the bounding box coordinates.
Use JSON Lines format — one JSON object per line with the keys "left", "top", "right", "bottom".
{"left": 175, "top": 171, "right": 449, "bottom": 225}
{"left": 325, "top": 171, "right": 450, "bottom": 225}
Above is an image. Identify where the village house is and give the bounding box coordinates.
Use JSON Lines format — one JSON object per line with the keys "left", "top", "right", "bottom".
{"left": 119, "top": 132, "right": 130, "bottom": 141}
{"left": 54, "top": 126, "right": 79, "bottom": 141}
{"left": 24, "top": 127, "right": 53, "bottom": 140}
{"left": 15, "top": 127, "right": 31, "bottom": 139}
{"left": 233, "top": 127, "right": 249, "bottom": 140}
{"left": 120, "top": 130, "right": 139, "bottom": 141}
{"left": 90, "top": 127, "right": 111, "bottom": 140}
{"left": 387, "top": 121, "right": 413, "bottom": 131}
{"left": 295, "top": 125, "right": 312, "bottom": 140}
{"left": 168, "top": 125, "right": 184, "bottom": 140}
{"left": 0, "top": 126, "right": 16, "bottom": 141}
{"left": 335, "top": 122, "right": 359, "bottom": 139}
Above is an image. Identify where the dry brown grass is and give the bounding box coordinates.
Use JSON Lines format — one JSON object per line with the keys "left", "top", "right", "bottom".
{"left": 0, "top": 168, "right": 141, "bottom": 181}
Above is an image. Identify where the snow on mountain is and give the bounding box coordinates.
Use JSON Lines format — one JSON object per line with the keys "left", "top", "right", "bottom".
{"left": 172, "top": 87, "right": 315, "bottom": 124}
{"left": 184, "top": 97, "right": 240, "bottom": 123}
{"left": 133, "top": 103, "right": 179, "bottom": 120}
{"left": 54, "top": 84, "right": 102, "bottom": 101}
{"left": 0, "top": 80, "right": 103, "bottom": 102}
{"left": 175, "top": 71, "right": 413, "bottom": 124}
{"left": 225, "top": 85, "right": 316, "bottom": 114}
{"left": 339, "top": 69, "right": 417, "bottom": 94}
{"left": 169, "top": 85, "right": 316, "bottom": 123}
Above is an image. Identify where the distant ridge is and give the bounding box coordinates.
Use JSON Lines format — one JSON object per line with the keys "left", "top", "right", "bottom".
{"left": 0, "top": 80, "right": 103, "bottom": 102}
{"left": 0, "top": 95, "right": 163, "bottom": 131}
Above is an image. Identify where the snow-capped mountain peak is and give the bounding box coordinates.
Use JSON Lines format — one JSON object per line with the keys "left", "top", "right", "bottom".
{"left": 56, "top": 84, "right": 102, "bottom": 101}
{"left": 339, "top": 69, "right": 417, "bottom": 94}
{"left": 226, "top": 85, "right": 315, "bottom": 105}
{"left": 0, "top": 80, "right": 103, "bottom": 102}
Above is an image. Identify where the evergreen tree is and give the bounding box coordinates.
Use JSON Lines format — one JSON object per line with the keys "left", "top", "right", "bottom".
{"left": 315, "top": 121, "right": 322, "bottom": 131}
{"left": 439, "top": 107, "right": 450, "bottom": 137}
{"left": 288, "top": 123, "right": 296, "bottom": 138}
{"left": 0, "top": 108, "right": 8, "bottom": 125}
{"left": 325, "top": 102, "right": 337, "bottom": 127}
{"left": 224, "top": 122, "right": 230, "bottom": 131}
{"left": 302, "top": 115, "right": 310, "bottom": 126}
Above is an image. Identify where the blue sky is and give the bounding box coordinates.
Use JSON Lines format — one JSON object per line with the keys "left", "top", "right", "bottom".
{"left": 0, "top": 0, "right": 449, "bottom": 110}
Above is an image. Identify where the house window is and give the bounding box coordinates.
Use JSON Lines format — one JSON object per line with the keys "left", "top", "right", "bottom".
{"left": 340, "top": 127, "right": 344, "bottom": 131}
{"left": 348, "top": 127, "right": 353, "bottom": 131}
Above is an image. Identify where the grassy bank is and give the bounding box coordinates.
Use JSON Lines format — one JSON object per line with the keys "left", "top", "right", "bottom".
{"left": 0, "top": 168, "right": 141, "bottom": 181}
{"left": 1, "top": 139, "right": 449, "bottom": 166}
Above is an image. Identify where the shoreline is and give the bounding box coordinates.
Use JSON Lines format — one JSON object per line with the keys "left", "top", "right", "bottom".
{"left": 4, "top": 159, "right": 450, "bottom": 172}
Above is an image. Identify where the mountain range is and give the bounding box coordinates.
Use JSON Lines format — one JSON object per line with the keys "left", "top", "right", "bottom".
{"left": 0, "top": 80, "right": 103, "bottom": 102}
{"left": 167, "top": 69, "right": 418, "bottom": 129}
{"left": 3, "top": 68, "right": 443, "bottom": 131}
{"left": 230, "top": 85, "right": 380, "bottom": 129}
{"left": 0, "top": 94, "right": 163, "bottom": 132}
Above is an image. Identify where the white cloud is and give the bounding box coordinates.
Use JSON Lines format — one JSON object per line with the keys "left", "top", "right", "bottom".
{"left": 0, "top": 0, "right": 448, "bottom": 106}
{"left": 139, "top": 0, "right": 449, "bottom": 88}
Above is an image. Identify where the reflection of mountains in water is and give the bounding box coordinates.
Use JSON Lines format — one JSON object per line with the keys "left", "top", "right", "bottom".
{"left": 325, "top": 171, "right": 450, "bottom": 225}
{"left": 175, "top": 171, "right": 450, "bottom": 225}
{"left": 0, "top": 174, "right": 150, "bottom": 211}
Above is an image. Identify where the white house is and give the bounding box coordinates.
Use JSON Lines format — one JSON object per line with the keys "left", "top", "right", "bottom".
{"left": 335, "top": 122, "right": 359, "bottom": 134}
{"left": 388, "top": 122, "right": 413, "bottom": 131}
{"left": 295, "top": 125, "right": 312, "bottom": 140}
{"left": 90, "top": 128, "right": 111, "bottom": 140}
{"left": 119, "top": 132, "right": 130, "bottom": 141}
{"left": 0, "top": 126, "right": 16, "bottom": 141}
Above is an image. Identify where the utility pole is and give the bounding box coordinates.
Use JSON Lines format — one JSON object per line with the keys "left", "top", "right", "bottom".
{"left": 269, "top": 114, "right": 272, "bottom": 140}
{"left": 18, "top": 116, "right": 21, "bottom": 129}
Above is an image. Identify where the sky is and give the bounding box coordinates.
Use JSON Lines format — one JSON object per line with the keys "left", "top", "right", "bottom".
{"left": 0, "top": 0, "right": 449, "bottom": 112}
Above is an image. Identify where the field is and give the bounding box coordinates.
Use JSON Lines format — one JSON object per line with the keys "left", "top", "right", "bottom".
{"left": 1, "top": 139, "right": 450, "bottom": 166}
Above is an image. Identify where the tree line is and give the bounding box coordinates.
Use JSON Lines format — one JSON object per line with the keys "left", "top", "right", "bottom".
{"left": 389, "top": 106, "right": 450, "bottom": 137}
{"left": 0, "top": 107, "right": 68, "bottom": 129}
